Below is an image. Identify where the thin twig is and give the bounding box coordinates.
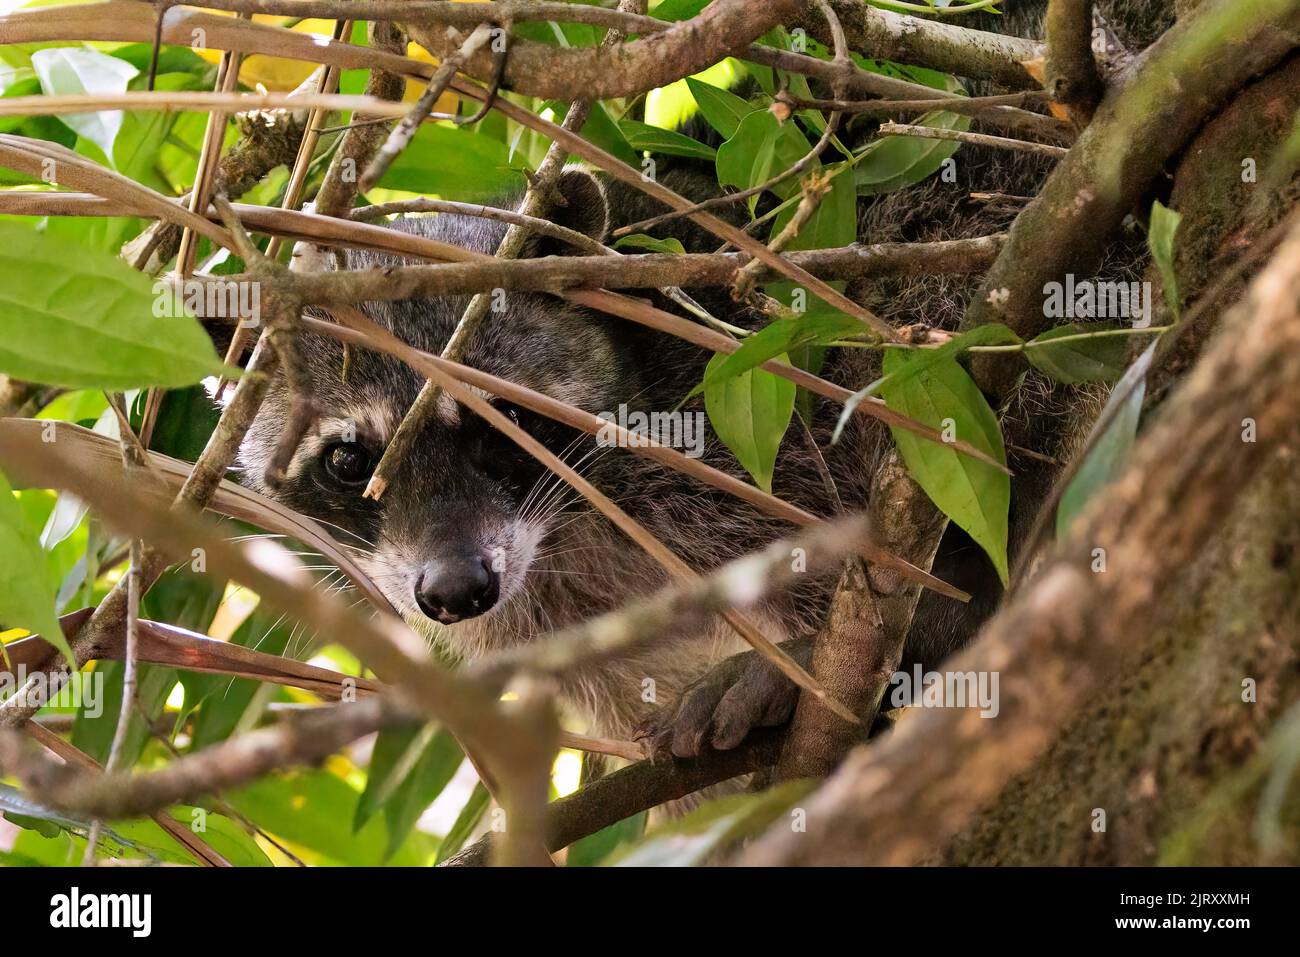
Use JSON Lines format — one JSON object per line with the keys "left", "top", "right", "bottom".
{"left": 876, "top": 121, "right": 1071, "bottom": 159}
{"left": 360, "top": 22, "right": 494, "bottom": 192}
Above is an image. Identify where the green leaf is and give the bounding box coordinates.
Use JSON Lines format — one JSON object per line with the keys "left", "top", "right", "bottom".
{"left": 619, "top": 119, "right": 717, "bottom": 160}
{"left": 1148, "top": 199, "right": 1183, "bottom": 318}
{"left": 1025, "top": 323, "right": 1130, "bottom": 384}
{"left": 613, "top": 233, "right": 686, "bottom": 255}
{"left": 704, "top": 354, "right": 796, "bottom": 493}
{"left": 545, "top": 99, "right": 637, "bottom": 167}
{"left": 703, "top": 308, "right": 864, "bottom": 391}
{"left": 1057, "top": 343, "right": 1156, "bottom": 538}
{"left": 833, "top": 323, "right": 1021, "bottom": 443}
{"left": 610, "top": 780, "right": 813, "bottom": 866}
{"left": 435, "top": 780, "right": 490, "bottom": 864}
{"left": 0, "top": 468, "right": 71, "bottom": 666}
{"left": 881, "top": 352, "right": 1010, "bottom": 582}
{"left": 377, "top": 123, "right": 527, "bottom": 202}
{"left": 856, "top": 109, "right": 971, "bottom": 196}
{"left": 356, "top": 722, "right": 463, "bottom": 861}
{"left": 567, "top": 811, "right": 647, "bottom": 866}
{"left": 715, "top": 110, "right": 812, "bottom": 211}
{"left": 773, "top": 159, "right": 856, "bottom": 251}
{"left": 149, "top": 386, "right": 221, "bottom": 463}
{"left": 230, "top": 768, "right": 433, "bottom": 866}
{"left": 30, "top": 47, "right": 138, "bottom": 160}
{"left": 0, "top": 222, "right": 227, "bottom": 390}
{"left": 684, "top": 76, "right": 753, "bottom": 140}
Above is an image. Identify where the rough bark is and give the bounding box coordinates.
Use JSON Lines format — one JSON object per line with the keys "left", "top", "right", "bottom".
{"left": 941, "top": 451, "right": 1300, "bottom": 865}
{"left": 794, "top": 0, "right": 1044, "bottom": 89}
{"left": 739, "top": 212, "right": 1300, "bottom": 866}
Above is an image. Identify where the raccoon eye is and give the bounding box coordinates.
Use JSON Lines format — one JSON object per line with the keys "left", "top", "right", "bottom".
{"left": 324, "top": 442, "right": 373, "bottom": 485}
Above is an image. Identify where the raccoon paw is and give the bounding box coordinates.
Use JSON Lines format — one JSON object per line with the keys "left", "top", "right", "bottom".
{"left": 633, "top": 637, "right": 813, "bottom": 759}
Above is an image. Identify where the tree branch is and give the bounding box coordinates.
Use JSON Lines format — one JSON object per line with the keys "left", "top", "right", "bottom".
{"left": 1045, "top": 0, "right": 1105, "bottom": 121}
{"left": 740, "top": 211, "right": 1300, "bottom": 865}
{"left": 794, "top": 0, "right": 1044, "bottom": 89}
{"left": 963, "top": 0, "right": 1300, "bottom": 400}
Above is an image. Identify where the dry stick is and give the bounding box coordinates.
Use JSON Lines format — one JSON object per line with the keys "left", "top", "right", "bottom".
{"left": 319, "top": 305, "right": 860, "bottom": 724}
{"left": 0, "top": 135, "right": 233, "bottom": 250}
{"left": 0, "top": 90, "right": 412, "bottom": 118}
{"left": 303, "top": 313, "right": 964, "bottom": 601}
{"left": 24, "top": 723, "right": 231, "bottom": 867}
{"left": 140, "top": 20, "right": 249, "bottom": 447}
{"left": 773, "top": 89, "right": 1070, "bottom": 144}
{"left": 0, "top": 189, "right": 1007, "bottom": 286}
{"left": 793, "top": 0, "right": 1045, "bottom": 91}
{"left": 734, "top": 172, "right": 832, "bottom": 301}
{"left": 399, "top": 0, "right": 801, "bottom": 101}
{"left": 313, "top": 19, "right": 406, "bottom": 219}
{"left": 219, "top": 19, "right": 350, "bottom": 382}
{"left": 875, "top": 121, "right": 1071, "bottom": 159}
{"left": 362, "top": 0, "right": 645, "bottom": 502}
{"left": 359, "top": 21, "right": 493, "bottom": 192}
{"left": 80, "top": 538, "right": 144, "bottom": 867}
{"left": 1044, "top": 0, "right": 1104, "bottom": 121}
{"left": 2, "top": 698, "right": 397, "bottom": 821}
{"left": 739, "top": 212, "right": 1300, "bottom": 868}
{"left": 175, "top": 15, "right": 248, "bottom": 277}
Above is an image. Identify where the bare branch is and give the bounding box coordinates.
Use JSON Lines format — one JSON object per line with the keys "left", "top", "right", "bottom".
{"left": 793, "top": 0, "right": 1045, "bottom": 90}
{"left": 876, "top": 121, "right": 1071, "bottom": 159}
{"left": 1045, "top": 0, "right": 1105, "bottom": 121}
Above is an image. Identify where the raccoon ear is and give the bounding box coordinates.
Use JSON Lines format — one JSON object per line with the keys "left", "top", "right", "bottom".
{"left": 522, "top": 167, "right": 609, "bottom": 256}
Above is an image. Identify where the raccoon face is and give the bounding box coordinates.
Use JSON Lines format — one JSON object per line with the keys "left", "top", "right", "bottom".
{"left": 237, "top": 171, "right": 656, "bottom": 645}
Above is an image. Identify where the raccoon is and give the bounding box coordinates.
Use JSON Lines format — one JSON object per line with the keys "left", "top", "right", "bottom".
{"left": 238, "top": 0, "right": 1175, "bottom": 755}
{"left": 239, "top": 167, "right": 891, "bottom": 744}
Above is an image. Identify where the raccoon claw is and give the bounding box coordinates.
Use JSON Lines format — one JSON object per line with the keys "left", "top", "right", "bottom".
{"left": 633, "top": 638, "right": 812, "bottom": 760}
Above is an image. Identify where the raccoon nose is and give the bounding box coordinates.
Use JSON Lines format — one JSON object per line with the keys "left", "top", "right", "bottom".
{"left": 415, "top": 555, "right": 499, "bottom": 624}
